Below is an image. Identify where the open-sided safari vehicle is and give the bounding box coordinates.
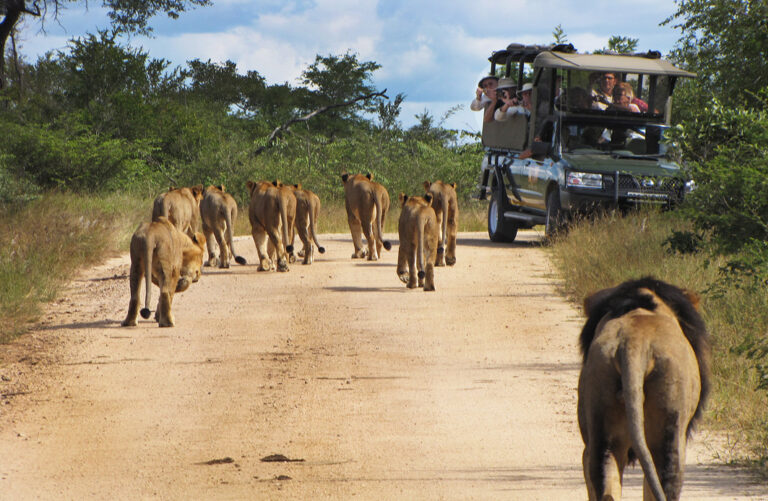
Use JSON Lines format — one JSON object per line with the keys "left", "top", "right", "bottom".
{"left": 475, "top": 43, "right": 696, "bottom": 242}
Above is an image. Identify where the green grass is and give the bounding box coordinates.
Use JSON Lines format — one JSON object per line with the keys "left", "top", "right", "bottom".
{"left": 548, "top": 209, "right": 768, "bottom": 471}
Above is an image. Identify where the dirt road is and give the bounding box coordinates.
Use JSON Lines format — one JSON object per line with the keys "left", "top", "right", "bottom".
{"left": 1, "top": 230, "right": 766, "bottom": 500}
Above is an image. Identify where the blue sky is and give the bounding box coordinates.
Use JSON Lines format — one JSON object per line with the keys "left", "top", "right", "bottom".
{"left": 16, "top": 0, "right": 684, "bottom": 132}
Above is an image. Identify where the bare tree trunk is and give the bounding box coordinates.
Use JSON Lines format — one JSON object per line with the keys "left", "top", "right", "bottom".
{"left": 252, "top": 90, "right": 388, "bottom": 157}
{"left": 0, "top": 1, "right": 40, "bottom": 89}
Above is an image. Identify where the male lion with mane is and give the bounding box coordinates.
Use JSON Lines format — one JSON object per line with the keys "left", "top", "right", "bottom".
{"left": 121, "top": 217, "right": 206, "bottom": 328}
{"left": 578, "top": 277, "right": 711, "bottom": 501}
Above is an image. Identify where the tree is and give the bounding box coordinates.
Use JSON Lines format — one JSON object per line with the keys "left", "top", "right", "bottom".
{"left": 0, "top": 0, "right": 212, "bottom": 88}
{"left": 663, "top": 0, "right": 768, "bottom": 109}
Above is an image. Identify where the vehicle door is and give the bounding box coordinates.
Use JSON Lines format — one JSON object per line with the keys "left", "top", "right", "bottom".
{"left": 508, "top": 158, "right": 546, "bottom": 208}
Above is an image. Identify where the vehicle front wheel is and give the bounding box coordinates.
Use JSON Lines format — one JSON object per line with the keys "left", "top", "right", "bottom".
{"left": 488, "top": 193, "right": 518, "bottom": 243}
{"left": 545, "top": 189, "right": 567, "bottom": 238}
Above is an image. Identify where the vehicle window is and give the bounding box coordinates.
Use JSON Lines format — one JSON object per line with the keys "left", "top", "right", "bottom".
{"left": 561, "top": 121, "right": 669, "bottom": 156}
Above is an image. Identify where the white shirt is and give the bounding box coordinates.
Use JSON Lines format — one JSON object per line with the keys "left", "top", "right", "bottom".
{"left": 494, "top": 105, "right": 530, "bottom": 121}
{"left": 470, "top": 94, "right": 492, "bottom": 111}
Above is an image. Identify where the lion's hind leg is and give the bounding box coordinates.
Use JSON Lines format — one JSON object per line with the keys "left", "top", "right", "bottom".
{"left": 121, "top": 254, "right": 143, "bottom": 327}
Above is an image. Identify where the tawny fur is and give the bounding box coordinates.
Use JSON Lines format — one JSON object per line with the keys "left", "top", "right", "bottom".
{"left": 245, "top": 180, "right": 294, "bottom": 272}
{"left": 199, "top": 185, "right": 246, "bottom": 268}
{"left": 151, "top": 185, "right": 204, "bottom": 238}
{"left": 121, "top": 217, "right": 206, "bottom": 328}
{"left": 340, "top": 172, "right": 392, "bottom": 260}
{"left": 290, "top": 184, "right": 326, "bottom": 264}
{"left": 397, "top": 193, "right": 439, "bottom": 291}
{"left": 578, "top": 277, "right": 711, "bottom": 501}
{"left": 423, "top": 180, "right": 459, "bottom": 266}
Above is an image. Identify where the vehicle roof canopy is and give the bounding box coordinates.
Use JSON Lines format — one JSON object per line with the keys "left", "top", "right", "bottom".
{"left": 534, "top": 51, "right": 696, "bottom": 77}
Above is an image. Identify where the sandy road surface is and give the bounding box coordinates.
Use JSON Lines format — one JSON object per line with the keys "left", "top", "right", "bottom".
{"left": 1, "top": 230, "right": 766, "bottom": 500}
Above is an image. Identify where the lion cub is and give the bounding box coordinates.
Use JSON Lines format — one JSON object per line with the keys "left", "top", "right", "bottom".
{"left": 397, "top": 193, "right": 439, "bottom": 291}
{"left": 200, "top": 185, "right": 247, "bottom": 268}
{"left": 121, "top": 217, "right": 206, "bottom": 328}
{"left": 423, "top": 180, "right": 459, "bottom": 266}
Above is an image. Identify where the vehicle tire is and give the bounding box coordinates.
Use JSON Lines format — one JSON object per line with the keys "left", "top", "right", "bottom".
{"left": 487, "top": 190, "right": 518, "bottom": 243}
{"left": 545, "top": 189, "right": 566, "bottom": 238}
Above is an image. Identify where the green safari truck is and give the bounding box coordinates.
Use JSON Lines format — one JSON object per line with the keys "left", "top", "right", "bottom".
{"left": 475, "top": 43, "right": 696, "bottom": 242}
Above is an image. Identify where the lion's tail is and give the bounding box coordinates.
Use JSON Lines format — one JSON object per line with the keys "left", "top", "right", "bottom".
{"left": 416, "top": 217, "right": 426, "bottom": 281}
{"left": 308, "top": 198, "right": 325, "bottom": 254}
{"left": 227, "top": 204, "right": 246, "bottom": 265}
{"left": 618, "top": 338, "right": 667, "bottom": 501}
{"left": 279, "top": 194, "right": 293, "bottom": 255}
{"left": 373, "top": 192, "right": 391, "bottom": 252}
{"left": 140, "top": 231, "right": 155, "bottom": 320}
{"left": 439, "top": 197, "right": 448, "bottom": 255}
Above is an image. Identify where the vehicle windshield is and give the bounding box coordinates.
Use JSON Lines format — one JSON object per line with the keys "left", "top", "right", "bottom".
{"left": 550, "top": 70, "right": 674, "bottom": 121}
{"left": 559, "top": 120, "right": 670, "bottom": 157}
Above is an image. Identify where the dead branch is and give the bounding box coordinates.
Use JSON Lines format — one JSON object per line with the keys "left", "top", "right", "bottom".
{"left": 252, "top": 89, "right": 388, "bottom": 156}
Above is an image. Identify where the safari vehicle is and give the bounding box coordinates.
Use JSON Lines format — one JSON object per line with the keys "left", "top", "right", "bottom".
{"left": 475, "top": 43, "right": 696, "bottom": 242}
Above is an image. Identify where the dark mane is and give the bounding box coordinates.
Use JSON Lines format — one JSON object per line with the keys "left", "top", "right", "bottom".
{"left": 579, "top": 276, "right": 711, "bottom": 434}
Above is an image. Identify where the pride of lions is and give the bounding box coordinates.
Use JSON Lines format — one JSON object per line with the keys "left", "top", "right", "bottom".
{"left": 119, "top": 175, "right": 711, "bottom": 501}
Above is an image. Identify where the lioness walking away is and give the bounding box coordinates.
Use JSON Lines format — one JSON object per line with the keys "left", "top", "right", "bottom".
{"left": 340, "top": 172, "right": 391, "bottom": 260}
{"left": 423, "top": 180, "right": 458, "bottom": 266}
{"left": 121, "top": 217, "right": 206, "bottom": 328}
{"left": 200, "top": 185, "right": 246, "bottom": 268}
{"left": 397, "top": 193, "right": 439, "bottom": 291}
{"left": 152, "top": 185, "right": 204, "bottom": 238}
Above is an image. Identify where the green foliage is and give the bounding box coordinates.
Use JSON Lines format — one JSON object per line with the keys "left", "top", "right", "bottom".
{"left": 552, "top": 24, "right": 568, "bottom": 44}
{"left": 664, "top": 0, "right": 768, "bottom": 109}
{"left": 667, "top": 98, "right": 768, "bottom": 252}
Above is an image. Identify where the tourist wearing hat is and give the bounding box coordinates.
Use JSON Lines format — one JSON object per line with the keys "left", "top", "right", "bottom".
{"left": 470, "top": 75, "right": 499, "bottom": 114}
{"left": 495, "top": 81, "right": 533, "bottom": 121}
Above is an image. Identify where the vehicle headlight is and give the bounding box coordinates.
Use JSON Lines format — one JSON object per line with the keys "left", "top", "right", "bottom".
{"left": 566, "top": 171, "right": 603, "bottom": 189}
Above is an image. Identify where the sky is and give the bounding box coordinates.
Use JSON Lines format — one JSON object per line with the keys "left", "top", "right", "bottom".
{"left": 15, "top": 0, "right": 685, "bottom": 132}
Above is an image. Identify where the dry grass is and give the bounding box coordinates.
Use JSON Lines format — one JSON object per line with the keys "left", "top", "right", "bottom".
{"left": 548, "top": 209, "right": 768, "bottom": 471}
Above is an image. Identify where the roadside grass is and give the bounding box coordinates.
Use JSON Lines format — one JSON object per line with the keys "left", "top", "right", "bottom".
{"left": 0, "top": 192, "right": 148, "bottom": 343}
{"left": 548, "top": 209, "right": 768, "bottom": 471}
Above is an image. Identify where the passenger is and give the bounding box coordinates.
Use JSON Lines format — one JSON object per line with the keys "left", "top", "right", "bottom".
{"left": 562, "top": 86, "right": 591, "bottom": 111}
{"left": 611, "top": 82, "right": 641, "bottom": 112}
{"left": 495, "top": 82, "right": 533, "bottom": 121}
{"left": 591, "top": 72, "right": 616, "bottom": 110}
{"left": 469, "top": 75, "right": 499, "bottom": 118}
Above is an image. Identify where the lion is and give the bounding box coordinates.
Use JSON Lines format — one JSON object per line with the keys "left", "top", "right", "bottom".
{"left": 577, "top": 277, "right": 711, "bottom": 501}
{"left": 121, "top": 216, "right": 206, "bottom": 328}
{"left": 273, "top": 180, "right": 297, "bottom": 263}
{"left": 340, "top": 172, "right": 391, "bottom": 260}
{"left": 423, "top": 180, "right": 459, "bottom": 266}
{"left": 199, "top": 185, "right": 247, "bottom": 268}
{"left": 291, "top": 184, "right": 326, "bottom": 264}
{"left": 152, "top": 184, "right": 204, "bottom": 237}
{"left": 396, "top": 193, "right": 439, "bottom": 291}
{"left": 245, "top": 180, "right": 294, "bottom": 272}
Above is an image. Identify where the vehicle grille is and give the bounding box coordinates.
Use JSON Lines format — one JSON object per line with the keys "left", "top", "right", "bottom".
{"left": 603, "top": 174, "right": 683, "bottom": 201}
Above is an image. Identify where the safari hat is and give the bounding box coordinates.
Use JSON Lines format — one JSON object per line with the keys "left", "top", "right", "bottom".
{"left": 478, "top": 75, "right": 499, "bottom": 87}
{"left": 496, "top": 77, "right": 516, "bottom": 90}
{"left": 518, "top": 82, "right": 534, "bottom": 94}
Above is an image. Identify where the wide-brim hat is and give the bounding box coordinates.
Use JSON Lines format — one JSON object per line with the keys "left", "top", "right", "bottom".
{"left": 478, "top": 75, "right": 499, "bottom": 87}
{"left": 497, "top": 78, "right": 516, "bottom": 90}
{"left": 517, "top": 82, "right": 533, "bottom": 94}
